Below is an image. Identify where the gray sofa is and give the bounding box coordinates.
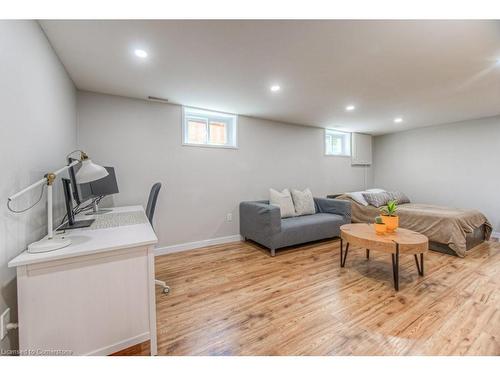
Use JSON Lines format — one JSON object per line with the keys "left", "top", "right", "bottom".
{"left": 239, "top": 198, "right": 351, "bottom": 256}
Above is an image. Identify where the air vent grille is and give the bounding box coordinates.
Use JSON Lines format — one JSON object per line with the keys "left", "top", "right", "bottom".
{"left": 147, "top": 96, "right": 169, "bottom": 103}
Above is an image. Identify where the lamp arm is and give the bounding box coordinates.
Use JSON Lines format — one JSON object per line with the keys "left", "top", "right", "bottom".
{"left": 7, "top": 159, "right": 81, "bottom": 240}
{"left": 51, "top": 159, "right": 79, "bottom": 179}
{"left": 7, "top": 160, "right": 79, "bottom": 202}
{"left": 8, "top": 176, "right": 47, "bottom": 202}
{"left": 6, "top": 150, "right": 104, "bottom": 252}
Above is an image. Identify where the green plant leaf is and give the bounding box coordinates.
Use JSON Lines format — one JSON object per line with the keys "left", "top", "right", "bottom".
{"left": 380, "top": 199, "right": 398, "bottom": 216}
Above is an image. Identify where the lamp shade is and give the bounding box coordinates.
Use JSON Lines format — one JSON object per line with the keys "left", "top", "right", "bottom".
{"left": 75, "top": 159, "right": 109, "bottom": 184}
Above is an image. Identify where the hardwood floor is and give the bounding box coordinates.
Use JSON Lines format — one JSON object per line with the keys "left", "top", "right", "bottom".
{"left": 123, "top": 239, "right": 500, "bottom": 355}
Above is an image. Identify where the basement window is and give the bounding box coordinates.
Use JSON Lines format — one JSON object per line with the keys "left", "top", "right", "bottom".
{"left": 182, "top": 107, "right": 238, "bottom": 148}
{"left": 325, "top": 129, "right": 351, "bottom": 156}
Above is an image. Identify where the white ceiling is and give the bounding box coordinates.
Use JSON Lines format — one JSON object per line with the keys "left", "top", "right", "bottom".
{"left": 41, "top": 20, "right": 500, "bottom": 135}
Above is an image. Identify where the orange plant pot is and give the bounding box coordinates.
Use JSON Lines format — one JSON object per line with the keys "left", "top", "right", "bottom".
{"left": 374, "top": 223, "right": 387, "bottom": 235}
{"left": 381, "top": 215, "right": 399, "bottom": 232}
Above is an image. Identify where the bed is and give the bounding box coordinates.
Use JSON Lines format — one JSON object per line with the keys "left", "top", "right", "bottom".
{"left": 335, "top": 194, "right": 492, "bottom": 257}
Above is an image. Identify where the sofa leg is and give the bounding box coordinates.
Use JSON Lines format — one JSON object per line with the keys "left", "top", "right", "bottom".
{"left": 271, "top": 248, "right": 276, "bottom": 257}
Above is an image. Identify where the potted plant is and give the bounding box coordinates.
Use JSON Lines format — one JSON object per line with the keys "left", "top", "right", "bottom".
{"left": 380, "top": 199, "right": 399, "bottom": 232}
{"left": 374, "top": 216, "right": 387, "bottom": 235}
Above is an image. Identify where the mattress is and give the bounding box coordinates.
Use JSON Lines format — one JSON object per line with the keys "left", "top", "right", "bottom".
{"left": 335, "top": 195, "right": 492, "bottom": 257}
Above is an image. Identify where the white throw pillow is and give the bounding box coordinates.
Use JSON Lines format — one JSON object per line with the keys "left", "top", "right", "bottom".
{"left": 291, "top": 188, "right": 316, "bottom": 216}
{"left": 269, "top": 188, "right": 296, "bottom": 218}
{"left": 346, "top": 191, "right": 369, "bottom": 206}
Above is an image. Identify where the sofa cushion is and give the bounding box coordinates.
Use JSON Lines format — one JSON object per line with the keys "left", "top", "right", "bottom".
{"left": 280, "top": 213, "right": 344, "bottom": 239}
{"left": 271, "top": 213, "right": 344, "bottom": 250}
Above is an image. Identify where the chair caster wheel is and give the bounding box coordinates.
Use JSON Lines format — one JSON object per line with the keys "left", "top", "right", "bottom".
{"left": 163, "top": 287, "right": 170, "bottom": 294}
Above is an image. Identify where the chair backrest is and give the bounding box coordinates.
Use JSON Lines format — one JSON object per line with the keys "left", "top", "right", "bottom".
{"left": 146, "top": 182, "right": 162, "bottom": 225}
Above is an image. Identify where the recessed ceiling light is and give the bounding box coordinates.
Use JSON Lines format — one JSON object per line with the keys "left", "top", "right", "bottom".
{"left": 270, "top": 85, "right": 281, "bottom": 92}
{"left": 394, "top": 117, "right": 403, "bottom": 123}
{"left": 134, "top": 49, "right": 148, "bottom": 58}
{"left": 345, "top": 105, "right": 356, "bottom": 111}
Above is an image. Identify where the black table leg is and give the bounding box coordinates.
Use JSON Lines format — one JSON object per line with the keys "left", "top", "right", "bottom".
{"left": 391, "top": 244, "right": 399, "bottom": 291}
{"left": 340, "top": 238, "right": 343, "bottom": 267}
{"left": 366, "top": 249, "right": 370, "bottom": 260}
{"left": 340, "top": 242, "right": 349, "bottom": 268}
{"left": 414, "top": 253, "right": 424, "bottom": 276}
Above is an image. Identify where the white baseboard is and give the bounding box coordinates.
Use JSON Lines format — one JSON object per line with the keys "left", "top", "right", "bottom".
{"left": 492, "top": 231, "right": 500, "bottom": 240}
{"left": 85, "top": 332, "right": 150, "bottom": 356}
{"left": 154, "top": 234, "right": 243, "bottom": 256}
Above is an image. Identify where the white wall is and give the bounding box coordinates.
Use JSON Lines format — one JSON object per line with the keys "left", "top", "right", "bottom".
{"left": 0, "top": 21, "right": 77, "bottom": 353}
{"left": 76, "top": 91, "right": 373, "bottom": 248}
{"left": 374, "top": 116, "right": 500, "bottom": 233}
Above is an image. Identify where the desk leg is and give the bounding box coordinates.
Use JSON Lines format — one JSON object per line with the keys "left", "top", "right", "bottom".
{"left": 147, "top": 246, "right": 158, "bottom": 356}
{"left": 391, "top": 245, "right": 399, "bottom": 291}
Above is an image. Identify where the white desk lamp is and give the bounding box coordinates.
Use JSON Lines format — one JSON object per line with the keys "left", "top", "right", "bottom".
{"left": 7, "top": 150, "right": 109, "bottom": 253}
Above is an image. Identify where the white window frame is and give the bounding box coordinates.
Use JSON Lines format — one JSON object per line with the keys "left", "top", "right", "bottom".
{"left": 324, "top": 129, "right": 351, "bottom": 157}
{"left": 182, "top": 106, "right": 238, "bottom": 149}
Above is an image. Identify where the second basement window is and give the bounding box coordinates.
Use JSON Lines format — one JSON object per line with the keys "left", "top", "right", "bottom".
{"left": 325, "top": 129, "right": 351, "bottom": 156}
{"left": 183, "top": 107, "right": 238, "bottom": 148}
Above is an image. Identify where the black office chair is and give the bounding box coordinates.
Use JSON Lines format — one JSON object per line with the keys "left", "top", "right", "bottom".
{"left": 146, "top": 182, "right": 170, "bottom": 294}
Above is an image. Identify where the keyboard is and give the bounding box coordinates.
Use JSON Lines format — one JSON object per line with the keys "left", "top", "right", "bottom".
{"left": 88, "top": 210, "right": 149, "bottom": 230}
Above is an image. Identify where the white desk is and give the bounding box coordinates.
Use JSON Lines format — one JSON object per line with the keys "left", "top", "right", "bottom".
{"left": 8, "top": 205, "right": 158, "bottom": 356}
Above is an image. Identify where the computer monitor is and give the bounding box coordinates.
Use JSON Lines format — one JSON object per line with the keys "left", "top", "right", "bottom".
{"left": 68, "top": 164, "right": 119, "bottom": 204}
{"left": 68, "top": 161, "right": 85, "bottom": 204}
{"left": 59, "top": 178, "right": 95, "bottom": 230}
{"left": 62, "top": 166, "right": 119, "bottom": 229}
{"left": 81, "top": 166, "right": 119, "bottom": 198}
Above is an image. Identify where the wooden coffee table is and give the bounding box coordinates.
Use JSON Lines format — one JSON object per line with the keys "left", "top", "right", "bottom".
{"left": 340, "top": 223, "right": 429, "bottom": 291}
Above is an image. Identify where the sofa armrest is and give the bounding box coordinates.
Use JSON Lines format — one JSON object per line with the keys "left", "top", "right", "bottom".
{"left": 239, "top": 201, "right": 281, "bottom": 238}
{"left": 314, "top": 198, "right": 351, "bottom": 222}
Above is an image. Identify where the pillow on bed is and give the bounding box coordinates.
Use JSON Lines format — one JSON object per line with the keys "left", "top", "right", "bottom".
{"left": 387, "top": 191, "right": 411, "bottom": 204}
{"left": 362, "top": 192, "right": 391, "bottom": 208}
{"left": 366, "top": 188, "right": 386, "bottom": 193}
{"left": 363, "top": 191, "right": 411, "bottom": 207}
{"left": 346, "top": 188, "right": 386, "bottom": 206}
{"left": 346, "top": 191, "right": 370, "bottom": 206}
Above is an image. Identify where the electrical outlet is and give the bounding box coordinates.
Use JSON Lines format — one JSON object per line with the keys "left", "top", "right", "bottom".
{"left": 226, "top": 213, "right": 233, "bottom": 222}
{"left": 1, "top": 308, "right": 10, "bottom": 341}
